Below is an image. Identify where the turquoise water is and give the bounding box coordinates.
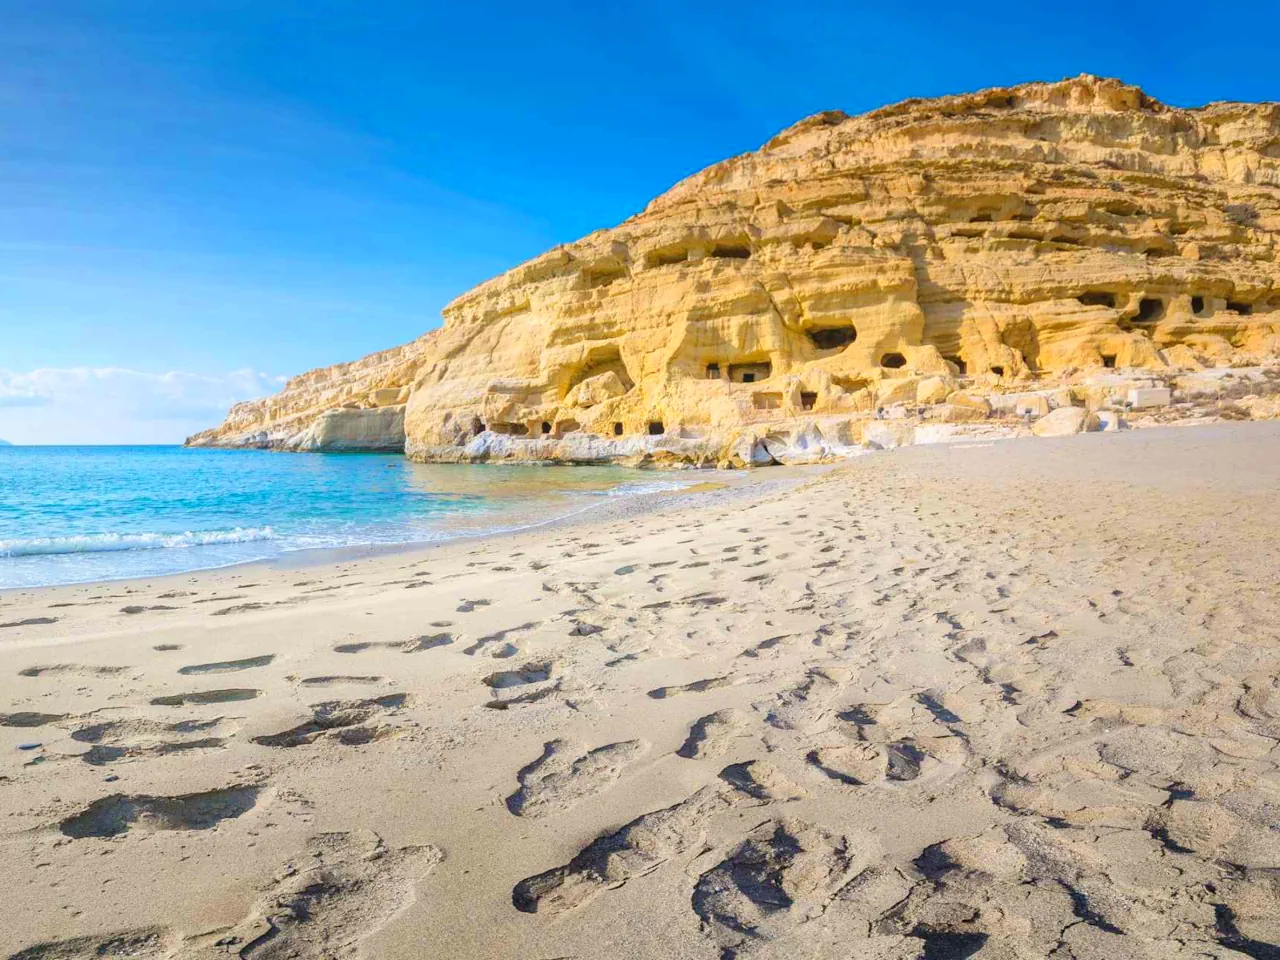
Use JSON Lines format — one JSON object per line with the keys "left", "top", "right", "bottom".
{"left": 0, "top": 446, "right": 697, "bottom": 589}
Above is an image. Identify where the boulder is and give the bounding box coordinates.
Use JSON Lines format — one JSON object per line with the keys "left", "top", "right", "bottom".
{"left": 946, "top": 393, "right": 991, "bottom": 418}
{"left": 876, "top": 378, "right": 920, "bottom": 407}
{"left": 916, "top": 377, "right": 952, "bottom": 405}
{"left": 1032, "top": 406, "right": 1101, "bottom": 438}
{"left": 933, "top": 402, "right": 991, "bottom": 424}
{"left": 1127, "top": 387, "right": 1171, "bottom": 410}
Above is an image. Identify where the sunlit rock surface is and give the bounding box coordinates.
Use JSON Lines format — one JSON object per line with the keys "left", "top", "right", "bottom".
{"left": 191, "top": 76, "right": 1280, "bottom": 463}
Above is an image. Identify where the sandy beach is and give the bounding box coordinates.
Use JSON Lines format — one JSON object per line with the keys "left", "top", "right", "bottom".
{"left": 3, "top": 423, "right": 1279, "bottom": 959}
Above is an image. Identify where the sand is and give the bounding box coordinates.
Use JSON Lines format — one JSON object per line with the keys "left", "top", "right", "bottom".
{"left": 2, "top": 423, "right": 1279, "bottom": 960}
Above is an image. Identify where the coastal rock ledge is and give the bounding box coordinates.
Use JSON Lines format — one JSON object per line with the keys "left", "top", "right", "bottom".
{"left": 188, "top": 75, "right": 1280, "bottom": 465}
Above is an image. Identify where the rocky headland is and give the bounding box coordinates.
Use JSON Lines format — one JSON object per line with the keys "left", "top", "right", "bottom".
{"left": 189, "top": 75, "right": 1280, "bottom": 464}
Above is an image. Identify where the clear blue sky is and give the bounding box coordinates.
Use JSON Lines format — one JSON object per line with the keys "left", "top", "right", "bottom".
{"left": 1, "top": 0, "right": 1275, "bottom": 442}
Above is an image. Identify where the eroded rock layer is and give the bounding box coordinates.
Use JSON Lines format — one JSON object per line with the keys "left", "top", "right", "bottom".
{"left": 191, "top": 75, "right": 1280, "bottom": 462}
{"left": 187, "top": 337, "right": 430, "bottom": 452}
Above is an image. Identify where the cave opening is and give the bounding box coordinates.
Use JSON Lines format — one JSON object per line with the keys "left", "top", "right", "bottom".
{"left": 806, "top": 326, "right": 857, "bottom": 350}
{"left": 490, "top": 422, "right": 528, "bottom": 436}
{"left": 648, "top": 249, "right": 689, "bottom": 268}
{"left": 801, "top": 391, "right": 818, "bottom": 411}
{"left": 881, "top": 353, "right": 907, "bottom": 369}
{"left": 1078, "top": 292, "right": 1117, "bottom": 308}
{"left": 944, "top": 356, "right": 967, "bottom": 375}
{"left": 648, "top": 421, "right": 664, "bottom": 436}
{"left": 705, "top": 363, "right": 721, "bottom": 379}
{"left": 1102, "top": 354, "right": 1117, "bottom": 369}
{"left": 1134, "top": 298, "right": 1165, "bottom": 324}
{"left": 991, "top": 365, "right": 1006, "bottom": 377}
{"left": 540, "top": 421, "right": 552, "bottom": 434}
{"left": 1191, "top": 296, "right": 1206, "bottom": 315}
{"left": 709, "top": 244, "right": 751, "bottom": 259}
{"left": 1227, "top": 300, "right": 1253, "bottom": 315}
{"left": 613, "top": 422, "right": 624, "bottom": 436}
{"left": 728, "top": 362, "right": 773, "bottom": 383}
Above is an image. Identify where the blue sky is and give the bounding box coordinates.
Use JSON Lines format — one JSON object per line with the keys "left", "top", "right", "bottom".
{"left": 1, "top": 0, "right": 1275, "bottom": 443}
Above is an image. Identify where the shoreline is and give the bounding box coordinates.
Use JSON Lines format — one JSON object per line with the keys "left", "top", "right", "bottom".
{"left": 0, "top": 410, "right": 1252, "bottom": 597}
{"left": 5, "top": 407, "right": 1270, "bottom": 595}
{"left": 0, "top": 460, "right": 822, "bottom": 600}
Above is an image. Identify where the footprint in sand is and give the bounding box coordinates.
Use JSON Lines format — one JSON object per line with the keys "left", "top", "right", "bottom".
{"left": 456, "top": 598, "right": 492, "bottom": 613}
{"left": 19, "top": 664, "right": 128, "bottom": 678}
{"left": 79, "top": 737, "right": 227, "bottom": 767}
{"left": 209, "top": 601, "right": 272, "bottom": 616}
{"left": 677, "top": 708, "right": 748, "bottom": 759}
{"left": 58, "top": 784, "right": 265, "bottom": 839}
{"left": 718, "top": 760, "right": 807, "bottom": 801}
{"left": 463, "top": 623, "right": 537, "bottom": 656}
{"left": 195, "top": 832, "right": 442, "bottom": 960}
{"left": 506, "top": 739, "right": 647, "bottom": 818}
{"left": 0, "top": 617, "right": 59, "bottom": 629}
{"left": 404, "top": 632, "right": 454, "bottom": 652}
{"left": 647, "top": 676, "right": 734, "bottom": 699}
{"left": 8, "top": 927, "right": 175, "bottom": 960}
{"left": 333, "top": 633, "right": 453, "bottom": 654}
{"left": 177, "top": 654, "right": 275, "bottom": 676}
{"left": 482, "top": 661, "right": 555, "bottom": 689}
{"left": 738, "top": 634, "right": 792, "bottom": 658}
{"left": 806, "top": 743, "right": 885, "bottom": 785}
{"left": 151, "top": 688, "right": 261, "bottom": 706}
{"left": 754, "top": 666, "right": 852, "bottom": 732}
{"left": 692, "top": 818, "right": 866, "bottom": 956}
{"left": 512, "top": 769, "right": 787, "bottom": 917}
{"left": 68, "top": 716, "right": 227, "bottom": 773}
{"left": 0, "top": 711, "right": 67, "bottom": 728}
{"left": 298, "top": 675, "right": 384, "bottom": 687}
{"left": 512, "top": 786, "right": 729, "bottom": 915}
{"left": 253, "top": 694, "right": 411, "bottom": 748}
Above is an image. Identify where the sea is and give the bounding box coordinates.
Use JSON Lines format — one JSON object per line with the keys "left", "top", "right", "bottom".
{"left": 0, "top": 446, "right": 702, "bottom": 589}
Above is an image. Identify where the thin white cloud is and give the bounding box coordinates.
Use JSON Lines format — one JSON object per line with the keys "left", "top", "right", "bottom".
{"left": 0, "top": 366, "right": 284, "bottom": 444}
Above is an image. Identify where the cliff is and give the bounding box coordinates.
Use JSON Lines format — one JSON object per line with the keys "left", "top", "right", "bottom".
{"left": 191, "top": 75, "right": 1280, "bottom": 463}
{"left": 186, "top": 336, "right": 431, "bottom": 452}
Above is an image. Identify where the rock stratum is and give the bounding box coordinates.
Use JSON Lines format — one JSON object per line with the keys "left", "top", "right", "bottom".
{"left": 189, "top": 75, "right": 1280, "bottom": 464}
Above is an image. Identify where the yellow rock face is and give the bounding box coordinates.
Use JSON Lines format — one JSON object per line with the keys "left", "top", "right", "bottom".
{"left": 191, "top": 75, "right": 1280, "bottom": 463}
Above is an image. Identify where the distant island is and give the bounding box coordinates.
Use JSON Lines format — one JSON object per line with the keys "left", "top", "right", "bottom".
{"left": 0, "top": 439, "right": 11, "bottom": 446}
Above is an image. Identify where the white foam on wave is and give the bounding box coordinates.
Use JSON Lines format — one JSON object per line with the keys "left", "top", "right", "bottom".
{"left": 0, "top": 526, "right": 276, "bottom": 558}
{"left": 599, "top": 476, "right": 713, "bottom": 497}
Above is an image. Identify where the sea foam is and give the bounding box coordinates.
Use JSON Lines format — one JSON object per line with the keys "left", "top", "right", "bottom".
{"left": 0, "top": 526, "right": 276, "bottom": 558}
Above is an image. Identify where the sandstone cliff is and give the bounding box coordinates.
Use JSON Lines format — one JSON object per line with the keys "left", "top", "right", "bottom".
{"left": 187, "top": 335, "right": 431, "bottom": 451}
{"left": 191, "top": 75, "right": 1280, "bottom": 463}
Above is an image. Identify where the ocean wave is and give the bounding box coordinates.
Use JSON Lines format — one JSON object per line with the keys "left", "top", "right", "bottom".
{"left": 600, "top": 478, "right": 708, "bottom": 496}
{"left": 0, "top": 526, "right": 276, "bottom": 558}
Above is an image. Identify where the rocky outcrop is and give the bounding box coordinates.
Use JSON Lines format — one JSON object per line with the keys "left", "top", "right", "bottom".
{"left": 186, "top": 337, "right": 429, "bottom": 451}
{"left": 192, "top": 75, "right": 1280, "bottom": 463}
